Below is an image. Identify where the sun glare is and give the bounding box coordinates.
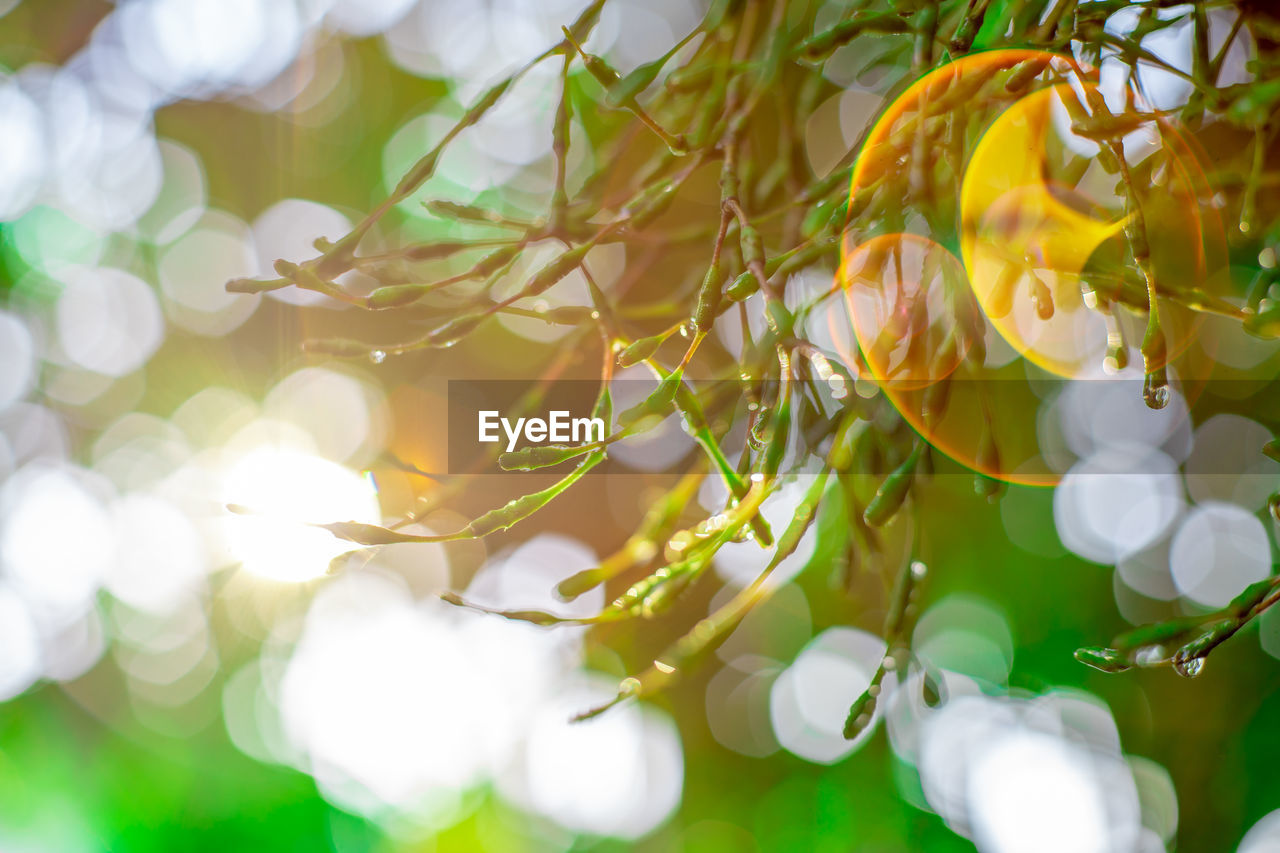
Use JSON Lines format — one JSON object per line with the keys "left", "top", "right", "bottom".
{"left": 222, "top": 445, "right": 379, "bottom": 583}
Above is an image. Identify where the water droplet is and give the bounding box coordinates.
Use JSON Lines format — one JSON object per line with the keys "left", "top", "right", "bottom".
{"left": 369, "top": 349, "right": 387, "bottom": 364}
{"left": 1074, "top": 646, "right": 1131, "bottom": 673}
{"left": 1142, "top": 377, "right": 1170, "bottom": 410}
{"left": 1173, "top": 656, "right": 1205, "bottom": 678}
{"left": 910, "top": 560, "right": 927, "bottom": 580}
{"left": 618, "top": 676, "right": 641, "bottom": 696}
{"left": 701, "top": 513, "right": 728, "bottom": 532}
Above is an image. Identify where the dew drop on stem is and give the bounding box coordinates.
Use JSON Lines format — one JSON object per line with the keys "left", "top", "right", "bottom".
{"left": 1142, "top": 374, "right": 1170, "bottom": 410}
{"left": 1173, "top": 656, "right": 1205, "bottom": 678}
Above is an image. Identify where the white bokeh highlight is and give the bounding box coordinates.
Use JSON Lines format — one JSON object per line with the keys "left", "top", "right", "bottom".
{"left": 56, "top": 267, "right": 165, "bottom": 378}
{"left": 1170, "top": 502, "right": 1272, "bottom": 609}
{"left": 769, "top": 627, "right": 888, "bottom": 764}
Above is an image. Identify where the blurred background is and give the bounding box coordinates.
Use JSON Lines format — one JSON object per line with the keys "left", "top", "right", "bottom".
{"left": 0, "top": 0, "right": 1279, "bottom": 850}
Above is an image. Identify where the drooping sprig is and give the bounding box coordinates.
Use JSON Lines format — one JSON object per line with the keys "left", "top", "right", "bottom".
{"left": 229, "top": 0, "right": 1280, "bottom": 728}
